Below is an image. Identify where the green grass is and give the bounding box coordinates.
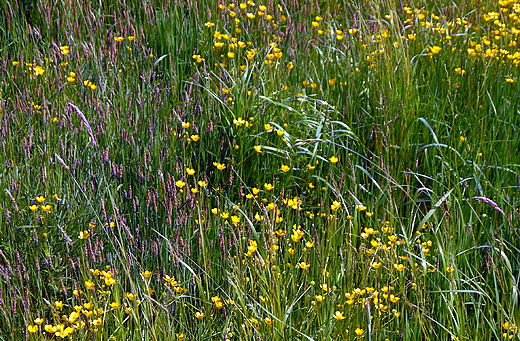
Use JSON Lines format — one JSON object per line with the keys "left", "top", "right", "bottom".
{"left": 0, "top": 0, "right": 519, "bottom": 340}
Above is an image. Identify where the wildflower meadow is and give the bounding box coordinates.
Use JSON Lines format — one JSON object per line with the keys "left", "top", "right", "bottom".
{"left": 0, "top": 0, "right": 519, "bottom": 339}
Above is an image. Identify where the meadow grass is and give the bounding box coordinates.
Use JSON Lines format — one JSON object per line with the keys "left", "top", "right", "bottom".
{"left": 0, "top": 0, "right": 519, "bottom": 340}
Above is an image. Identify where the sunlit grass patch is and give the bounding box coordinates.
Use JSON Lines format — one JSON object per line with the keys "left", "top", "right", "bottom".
{"left": 0, "top": 0, "right": 519, "bottom": 340}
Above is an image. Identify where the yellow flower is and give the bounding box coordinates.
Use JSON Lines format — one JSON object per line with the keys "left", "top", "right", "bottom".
{"left": 212, "top": 296, "right": 224, "bottom": 309}
{"left": 291, "top": 228, "right": 304, "bottom": 243}
{"left": 60, "top": 45, "right": 70, "bottom": 56}
{"left": 454, "top": 67, "right": 465, "bottom": 75}
{"left": 333, "top": 311, "right": 346, "bottom": 320}
{"left": 28, "top": 325, "right": 38, "bottom": 333}
{"left": 287, "top": 61, "right": 294, "bottom": 70}
{"left": 211, "top": 208, "right": 220, "bottom": 215}
{"left": 371, "top": 261, "right": 382, "bottom": 269}
{"left": 221, "top": 212, "right": 230, "bottom": 219}
{"left": 264, "top": 123, "right": 273, "bottom": 131}
{"left": 114, "top": 36, "right": 124, "bottom": 42}
{"left": 54, "top": 301, "right": 64, "bottom": 308}
{"left": 92, "top": 318, "right": 102, "bottom": 326}
{"left": 227, "top": 51, "right": 235, "bottom": 58}
{"left": 36, "top": 195, "right": 46, "bottom": 203}
{"left": 254, "top": 212, "right": 264, "bottom": 221}
{"left": 191, "top": 134, "right": 200, "bottom": 141}
{"left": 45, "top": 324, "right": 57, "bottom": 333}
{"left": 288, "top": 248, "right": 296, "bottom": 255}
{"left": 460, "top": 136, "right": 467, "bottom": 142}
{"left": 281, "top": 164, "right": 290, "bottom": 172}
{"left": 264, "top": 183, "right": 274, "bottom": 191}
{"left": 394, "top": 263, "right": 405, "bottom": 271}
{"left": 254, "top": 145, "right": 263, "bottom": 153}
{"left": 34, "top": 318, "right": 44, "bottom": 325}
{"left": 356, "top": 204, "right": 367, "bottom": 211}
{"left": 366, "top": 211, "right": 374, "bottom": 217}
{"left": 446, "top": 266, "right": 455, "bottom": 273}
{"left": 142, "top": 270, "right": 152, "bottom": 278}
{"left": 331, "top": 201, "right": 341, "bottom": 211}
{"left": 182, "top": 122, "right": 190, "bottom": 129}
{"left": 427, "top": 45, "right": 442, "bottom": 57}
{"left": 306, "top": 241, "right": 314, "bottom": 248}
{"left": 110, "top": 302, "right": 121, "bottom": 309}
{"left": 315, "top": 294, "right": 325, "bottom": 302}
{"left": 195, "top": 311, "right": 205, "bottom": 319}
{"left": 233, "top": 116, "right": 245, "bottom": 125}
{"left": 191, "top": 188, "right": 198, "bottom": 194}
{"left": 79, "top": 231, "right": 90, "bottom": 239}
{"left": 192, "top": 54, "right": 202, "bottom": 63}
{"left": 85, "top": 280, "right": 95, "bottom": 289}
{"left": 176, "top": 333, "right": 185, "bottom": 340}
{"left": 55, "top": 327, "right": 73, "bottom": 338}
{"left": 407, "top": 33, "right": 416, "bottom": 40}
{"left": 231, "top": 215, "right": 240, "bottom": 225}
{"left": 29, "top": 205, "right": 39, "bottom": 211}
{"left": 34, "top": 66, "right": 45, "bottom": 75}
{"left": 186, "top": 168, "right": 195, "bottom": 175}
{"left": 176, "top": 180, "right": 186, "bottom": 188}
{"left": 126, "top": 292, "right": 135, "bottom": 301}
{"left": 128, "top": 36, "right": 135, "bottom": 41}
{"left": 299, "top": 262, "right": 310, "bottom": 269}
{"left": 216, "top": 163, "right": 226, "bottom": 170}
{"left": 355, "top": 328, "right": 364, "bottom": 336}
{"left": 67, "top": 311, "right": 79, "bottom": 323}
{"left": 246, "top": 240, "right": 258, "bottom": 256}
{"left": 198, "top": 181, "right": 207, "bottom": 187}
{"left": 329, "top": 156, "right": 339, "bottom": 163}
{"left": 12, "top": 61, "right": 19, "bottom": 66}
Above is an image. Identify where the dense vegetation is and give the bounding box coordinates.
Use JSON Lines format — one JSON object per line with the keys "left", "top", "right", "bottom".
{"left": 0, "top": 0, "right": 519, "bottom": 339}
